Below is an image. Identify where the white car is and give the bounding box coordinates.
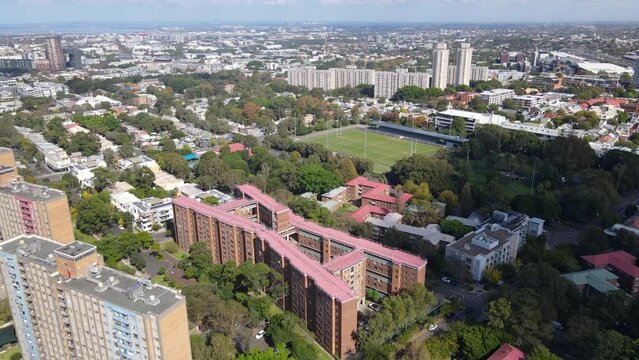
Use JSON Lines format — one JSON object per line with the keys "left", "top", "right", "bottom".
{"left": 368, "top": 303, "right": 381, "bottom": 311}
{"left": 427, "top": 324, "right": 438, "bottom": 331}
{"left": 441, "top": 276, "right": 451, "bottom": 284}
{"left": 255, "top": 330, "right": 265, "bottom": 339}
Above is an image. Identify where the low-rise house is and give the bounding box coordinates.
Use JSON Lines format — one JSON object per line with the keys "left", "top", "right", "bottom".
{"left": 321, "top": 186, "right": 349, "bottom": 204}
{"left": 487, "top": 344, "right": 525, "bottom": 360}
{"left": 130, "top": 197, "right": 174, "bottom": 231}
{"left": 118, "top": 155, "right": 160, "bottom": 172}
{"left": 153, "top": 170, "right": 185, "bottom": 191}
{"left": 561, "top": 268, "right": 620, "bottom": 296}
{"left": 445, "top": 224, "right": 519, "bottom": 281}
{"left": 367, "top": 212, "right": 455, "bottom": 248}
{"left": 110, "top": 191, "right": 141, "bottom": 213}
{"left": 582, "top": 250, "right": 639, "bottom": 294}
{"left": 68, "top": 158, "right": 106, "bottom": 188}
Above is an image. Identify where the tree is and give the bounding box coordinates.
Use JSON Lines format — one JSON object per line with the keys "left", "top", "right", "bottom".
{"left": 296, "top": 164, "right": 341, "bottom": 194}
{"left": 527, "top": 346, "right": 562, "bottom": 360}
{"left": 439, "top": 219, "right": 471, "bottom": 239}
{"left": 438, "top": 190, "right": 458, "bottom": 213}
{"left": 66, "top": 132, "right": 101, "bottom": 156}
{"left": 157, "top": 152, "right": 191, "bottom": 179}
{"left": 129, "top": 252, "right": 146, "bottom": 271}
{"left": 387, "top": 154, "right": 452, "bottom": 194}
{"left": 160, "top": 136, "right": 177, "bottom": 152}
{"left": 450, "top": 117, "right": 467, "bottom": 137}
{"left": 75, "top": 193, "right": 115, "bottom": 234}
{"left": 0, "top": 299, "right": 12, "bottom": 324}
{"left": 455, "top": 323, "right": 508, "bottom": 360}
{"left": 487, "top": 297, "right": 511, "bottom": 329}
{"left": 202, "top": 196, "right": 219, "bottom": 206}
{"left": 133, "top": 166, "right": 156, "bottom": 189}
{"left": 458, "top": 183, "right": 474, "bottom": 216}
{"left": 484, "top": 267, "right": 503, "bottom": 284}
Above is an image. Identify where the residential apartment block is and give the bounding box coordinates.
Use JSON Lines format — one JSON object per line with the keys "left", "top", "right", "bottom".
{"left": 0, "top": 181, "right": 74, "bottom": 244}
{"left": 0, "top": 235, "right": 191, "bottom": 360}
{"left": 130, "top": 197, "right": 174, "bottom": 231}
{"left": 288, "top": 67, "right": 431, "bottom": 99}
{"left": 172, "top": 184, "right": 427, "bottom": 358}
{"left": 455, "top": 43, "right": 473, "bottom": 86}
{"left": 480, "top": 89, "right": 516, "bottom": 106}
{"left": 432, "top": 43, "right": 450, "bottom": 89}
{"left": 471, "top": 66, "right": 490, "bottom": 82}
{"left": 445, "top": 224, "right": 519, "bottom": 281}
{"left": 0, "top": 147, "right": 19, "bottom": 187}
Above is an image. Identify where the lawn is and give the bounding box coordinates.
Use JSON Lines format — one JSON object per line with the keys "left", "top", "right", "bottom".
{"left": 301, "top": 128, "right": 441, "bottom": 173}
{"left": 0, "top": 345, "right": 21, "bottom": 360}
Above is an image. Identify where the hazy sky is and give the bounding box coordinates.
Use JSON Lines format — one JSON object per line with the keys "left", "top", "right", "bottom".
{"left": 1, "top": 0, "right": 639, "bottom": 24}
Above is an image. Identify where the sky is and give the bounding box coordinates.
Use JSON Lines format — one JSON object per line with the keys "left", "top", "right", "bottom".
{"left": 1, "top": 0, "right": 639, "bottom": 25}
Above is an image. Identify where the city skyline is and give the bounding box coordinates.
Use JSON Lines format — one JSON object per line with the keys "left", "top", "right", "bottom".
{"left": 1, "top": 0, "right": 639, "bottom": 25}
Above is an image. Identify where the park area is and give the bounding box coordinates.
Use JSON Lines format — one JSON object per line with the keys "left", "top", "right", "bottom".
{"left": 301, "top": 128, "right": 441, "bottom": 173}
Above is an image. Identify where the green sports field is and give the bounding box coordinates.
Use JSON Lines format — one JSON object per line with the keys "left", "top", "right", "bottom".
{"left": 300, "top": 128, "right": 441, "bottom": 173}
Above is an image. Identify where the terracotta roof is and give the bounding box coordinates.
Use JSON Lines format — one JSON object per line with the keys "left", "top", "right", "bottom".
{"left": 350, "top": 205, "right": 389, "bottom": 223}
{"left": 173, "top": 196, "right": 358, "bottom": 302}
{"left": 582, "top": 250, "right": 639, "bottom": 278}
{"left": 237, "top": 184, "right": 288, "bottom": 213}
{"left": 346, "top": 176, "right": 413, "bottom": 205}
{"left": 235, "top": 185, "right": 427, "bottom": 269}
{"left": 323, "top": 250, "right": 366, "bottom": 273}
{"left": 487, "top": 344, "right": 525, "bottom": 360}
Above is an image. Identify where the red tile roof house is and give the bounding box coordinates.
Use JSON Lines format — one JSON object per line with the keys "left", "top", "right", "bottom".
{"left": 487, "top": 344, "right": 525, "bottom": 360}
{"left": 582, "top": 250, "right": 639, "bottom": 294}
{"left": 212, "top": 142, "right": 253, "bottom": 156}
{"left": 346, "top": 177, "right": 412, "bottom": 219}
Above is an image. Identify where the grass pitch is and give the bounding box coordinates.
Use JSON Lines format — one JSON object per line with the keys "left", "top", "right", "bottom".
{"left": 301, "top": 128, "right": 441, "bottom": 173}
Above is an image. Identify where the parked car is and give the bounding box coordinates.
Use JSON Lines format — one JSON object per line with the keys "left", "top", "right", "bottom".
{"left": 255, "top": 330, "right": 265, "bottom": 339}
{"left": 368, "top": 302, "right": 381, "bottom": 311}
{"left": 427, "top": 324, "right": 438, "bottom": 331}
{"left": 441, "top": 276, "right": 451, "bottom": 284}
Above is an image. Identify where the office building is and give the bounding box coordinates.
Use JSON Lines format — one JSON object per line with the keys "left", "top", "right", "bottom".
{"left": 445, "top": 224, "right": 519, "bottom": 281}
{"left": 434, "top": 109, "right": 507, "bottom": 133}
{"left": 0, "top": 181, "right": 75, "bottom": 244}
{"left": 172, "top": 184, "right": 427, "bottom": 358}
{"left": 455, "top": 43, "right": 473, "bottom": 86}
{"left": 0, "top": 235, "right": 191, "bottom": 360}
{"left": 480, "top": 89, "right": 516, "bottom": 106}
{"left": 431, "top": 43, "right": 450, "bottom": 89}
{"left": 63, "top": 48, "right": 82, "bottom": 69}
{"left": 45, "top": 36, "right": 65, "bottom": 71}
{"left": 471, "top": 66, "right": 490, "bottom": 82}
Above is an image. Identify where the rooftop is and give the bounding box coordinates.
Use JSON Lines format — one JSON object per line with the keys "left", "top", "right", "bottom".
{"left": 582, "top": 250, "right": 639, "bottom": 278}
{"left": 0, "top": 181, "right": 67, "bottom": 202}
{"left": 447, "top": 225, "right": 516, "bottom": 256}
{"left": 561, "top": 268, "right": 620, "bottom": 293}
{"left": 54, "top": 241, "right": 96, "bottom": 260}
{"left": 173, "top": 196, "right": 358, "bottom": 302}
{"left": 0, "top": 235, "right": 183, "bottom": 315}
{"left": 487, "top": 344, "right": 525, "bottom": 360}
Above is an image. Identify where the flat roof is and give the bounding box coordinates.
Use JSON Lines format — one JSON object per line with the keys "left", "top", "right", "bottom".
{"left": 0, "top": 181, "right": 67, "bottom": 201}
{"left": 54, "top": 241, "right": 96, "bottom": 260}
{"left": 0, "top": 235, "right": 183, "bottom": 316}
{"left": 447, "top": 226, "right": 515, "bottom": 256}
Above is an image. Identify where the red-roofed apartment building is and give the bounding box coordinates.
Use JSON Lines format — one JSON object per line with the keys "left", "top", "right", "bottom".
{"left": 346, "top": 176, "right": 412, "bottom": 216}
{"left": 172, "top": 184, "right": 427, "bottom": 359}
{"left": 582, "top": 250, "right": 639, "bottom": 294}
{"left": 487, "top": 344, "right": 525, "bottom": 360}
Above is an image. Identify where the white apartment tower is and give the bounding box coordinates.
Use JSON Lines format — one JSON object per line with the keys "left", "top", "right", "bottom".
{"left": 472, "top": 66, "right": 490, "bottom": 82}
{"left": 432, "top": 43, "right": 450, "bottom": 89}
{"left": 455, "top": 43, "right": 473, "bottom": 86}
{"left": 374, "top": 71, "right": 400, "bottom": 99}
